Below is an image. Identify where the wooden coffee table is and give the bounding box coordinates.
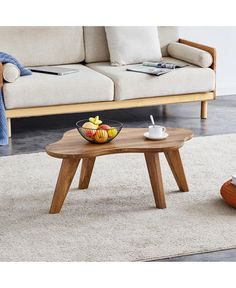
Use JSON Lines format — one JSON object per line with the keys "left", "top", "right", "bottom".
{"left": 46, "top": 128, "right": 193, "bottom": 214}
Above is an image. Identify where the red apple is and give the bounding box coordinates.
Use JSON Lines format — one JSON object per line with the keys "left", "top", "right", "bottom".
{"left": 99, "top": 124, "right": 111, "bottom": 130}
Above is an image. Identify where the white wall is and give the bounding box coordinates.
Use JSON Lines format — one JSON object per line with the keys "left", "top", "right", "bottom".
{"left": 179, "top": 26, "right": 236, "bottom": 96}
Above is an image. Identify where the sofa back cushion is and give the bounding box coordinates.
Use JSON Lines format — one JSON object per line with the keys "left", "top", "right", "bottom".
{"left": 84, "top": 26, "right": 179, "bottom": 63}
{"left": 0, "top": 27, "right": 84, "bottom": 66}
{"left": 158, "top": 26, "right": 179, "bottom": 56}
{"left": 84, "top": 26, "right": 110, "bottom": 64}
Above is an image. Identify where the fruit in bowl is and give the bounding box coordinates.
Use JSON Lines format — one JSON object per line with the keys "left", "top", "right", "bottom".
{"left": 94, "top": 129, "right": 108, "bottom": 143}
{"left": 76, "top": 116, "right": 123, "bottom": 144}
{"left": 82, "top": 122, "right": 98, "bottom": 137}
{"left": 108, "top": 128, "right": 118, "bottom": 138}
{"left": 99, "top": 124, "right": 111, "bottom": 130}
{"left": 89, "top": 116, "right": 102, "bottom": 126}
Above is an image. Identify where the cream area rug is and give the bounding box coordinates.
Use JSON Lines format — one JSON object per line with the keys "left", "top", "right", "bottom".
{"left": 1, "top": 134, "right": 236, "bottom": 261}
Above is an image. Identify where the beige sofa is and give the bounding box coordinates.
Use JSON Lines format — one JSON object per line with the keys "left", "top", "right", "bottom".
{"left": 0, "top": 27, "right": 216, "bottom": 138}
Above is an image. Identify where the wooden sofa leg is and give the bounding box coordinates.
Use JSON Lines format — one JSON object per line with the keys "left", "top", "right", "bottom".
{"left": 7, "top": 118, "right": 12, "bottom": 138}
{"left": 201, "top": 101, "right": 208, "bottom": 119}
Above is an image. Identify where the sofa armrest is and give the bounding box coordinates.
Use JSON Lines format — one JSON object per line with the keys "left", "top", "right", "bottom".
{"left": 179, "top": 39, "right": 216, "bottom": 71}
{"left": 0, "top": 62, "right": 3, "bottom": 88}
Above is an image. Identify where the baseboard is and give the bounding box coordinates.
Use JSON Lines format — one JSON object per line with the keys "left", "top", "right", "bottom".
{"left": 217, "top": 84, "right": 236, "bottom": 96}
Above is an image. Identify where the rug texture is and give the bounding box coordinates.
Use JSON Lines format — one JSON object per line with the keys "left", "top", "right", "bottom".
{"left": 1, "top": 134, "right": 236, "bottom": 261}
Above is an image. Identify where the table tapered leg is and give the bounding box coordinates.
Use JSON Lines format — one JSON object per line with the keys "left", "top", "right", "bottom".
{"left": 145, "top": 152, "right": 166, "bottom": 209}
{"left": 78, "top": 157, "right": 96, "bottom": 189}
{"left": 164, "top": 149, "right": 189, "bottom": 192}
{"left": 49, "top": 158, "right": 80, "bottom": 214}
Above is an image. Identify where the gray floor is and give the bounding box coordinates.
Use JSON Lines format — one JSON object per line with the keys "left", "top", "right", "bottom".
{"left": 1, "top": 95, "right": 236, "bottom": 261}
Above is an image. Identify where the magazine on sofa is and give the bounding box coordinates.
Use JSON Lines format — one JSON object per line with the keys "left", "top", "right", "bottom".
{"left": 143, "top": 61, "right": 187, "bottom": 69}
{"left": 126, "top": 66, "right": 171, "bottom": 76}
{"left": 127, "top": 61, "right": 187, "bottom": 76}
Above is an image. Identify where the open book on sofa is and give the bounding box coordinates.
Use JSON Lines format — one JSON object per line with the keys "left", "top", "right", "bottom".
{"left": 126, "top": 61, "right": 187, "bottom": 76}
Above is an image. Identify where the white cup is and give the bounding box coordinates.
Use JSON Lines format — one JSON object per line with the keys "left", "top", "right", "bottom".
{"left": 149, "top": 125, "right": 166, "bottom": 138}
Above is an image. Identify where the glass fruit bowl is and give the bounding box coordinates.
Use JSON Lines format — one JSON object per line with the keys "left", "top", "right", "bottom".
{"left": 76, "top": 118, "right": 123, "bottom": 144}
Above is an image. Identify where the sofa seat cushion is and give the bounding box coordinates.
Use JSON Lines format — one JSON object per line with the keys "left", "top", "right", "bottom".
{"left": 3, "top": 64, "right": 114, "bottom": 109}
{"left": 87, "top": 57, "right": 215, "bottom": 101}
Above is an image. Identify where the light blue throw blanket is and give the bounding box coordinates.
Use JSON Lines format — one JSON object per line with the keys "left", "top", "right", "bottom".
{"left": 0, "top": 52, "right": 32, "bottom": 145}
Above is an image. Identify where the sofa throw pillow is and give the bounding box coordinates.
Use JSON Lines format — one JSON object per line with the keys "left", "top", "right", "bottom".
{"left": 105, "top": 26, "right": 162, "bottom": 66}
{"left": 168, "top": 42, "right": 213, "bottom": 68}
{"left": 3, "top": 63, "right": 20, "bottom": 83}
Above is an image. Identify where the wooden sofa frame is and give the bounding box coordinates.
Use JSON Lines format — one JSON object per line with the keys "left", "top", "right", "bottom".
{"left": 0, "top": 39, "right": 216, "bottom": 138}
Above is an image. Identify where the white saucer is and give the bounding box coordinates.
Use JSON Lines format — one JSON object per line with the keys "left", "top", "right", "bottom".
{"left": 144, "top": 132, "right": 169, "bottom": 140}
